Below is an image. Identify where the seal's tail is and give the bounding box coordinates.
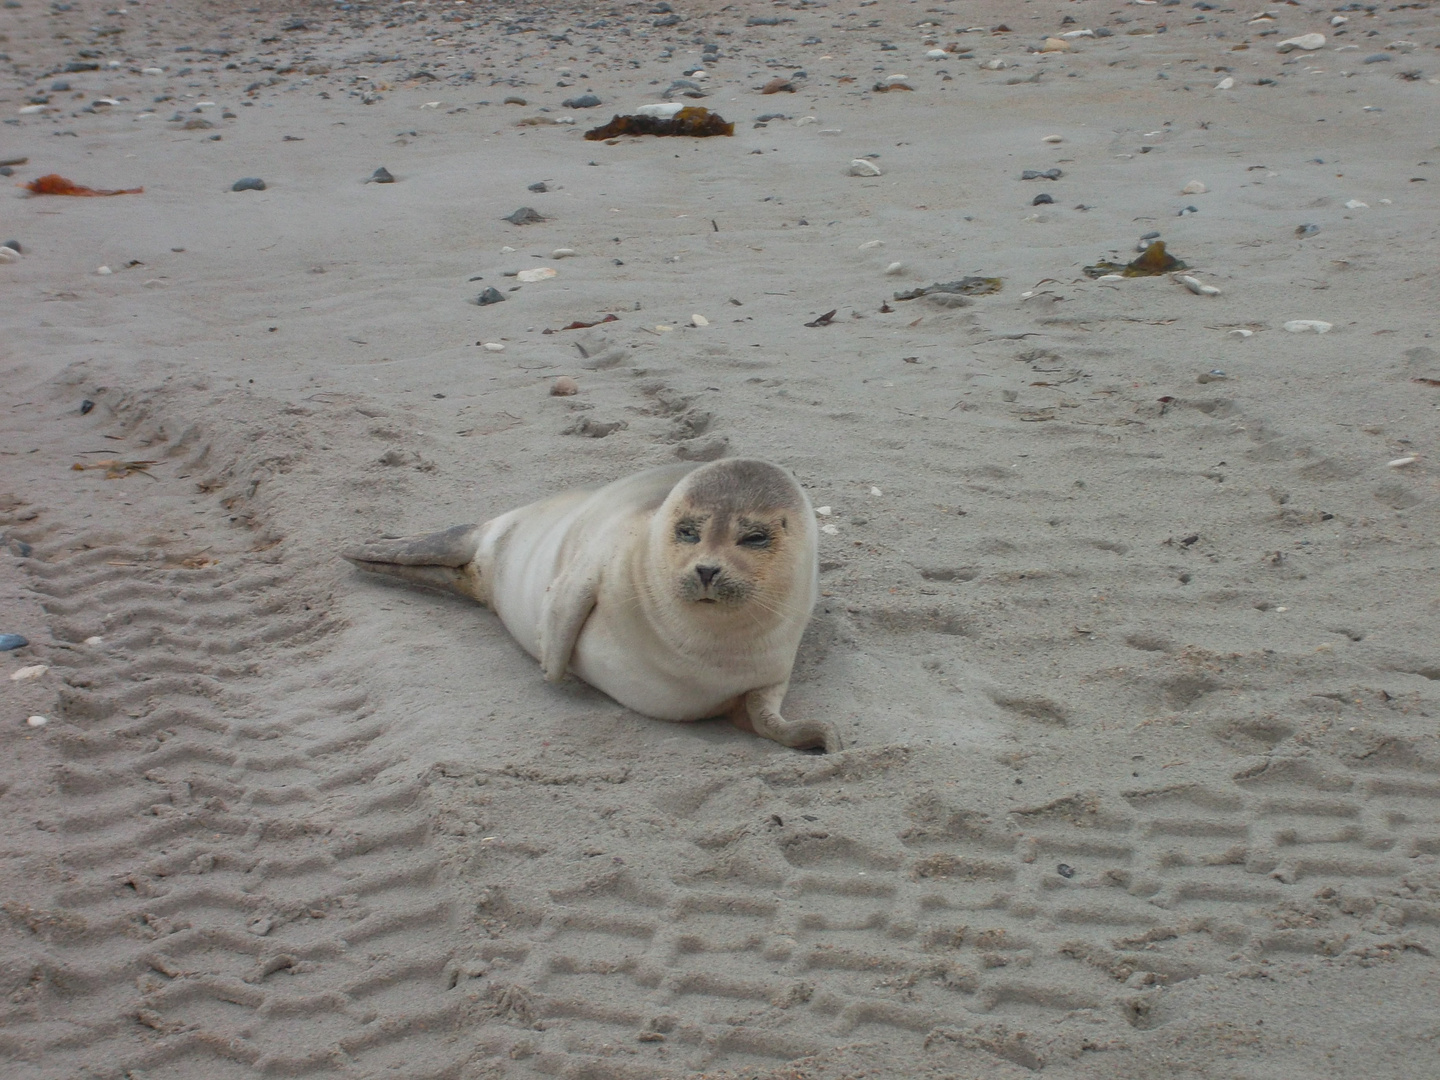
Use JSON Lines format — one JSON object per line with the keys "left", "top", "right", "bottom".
{"left": 342, "top": 523, "right": 487, "bottom": 602}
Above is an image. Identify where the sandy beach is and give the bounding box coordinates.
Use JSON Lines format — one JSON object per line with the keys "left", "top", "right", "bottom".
{"left": 2, "top": 0, "right": 1439, "bottom": 1076}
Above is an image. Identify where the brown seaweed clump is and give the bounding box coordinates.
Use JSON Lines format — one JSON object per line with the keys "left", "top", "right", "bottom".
{"left": 1083, "top": 240, "right": 1188, "bottom": 279}
{"left": 584, "top": 107, "right": 734, "bottom": 141}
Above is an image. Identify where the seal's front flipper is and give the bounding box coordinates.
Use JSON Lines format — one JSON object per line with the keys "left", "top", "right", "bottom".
{"left": 736, "top": 683, "right": 842, "bottom": 754}
{"left": 539, "top": 569, "right": 599, "bottom": 682}
{"left": 343, "top": 524, "right": 487, "bottom": 603}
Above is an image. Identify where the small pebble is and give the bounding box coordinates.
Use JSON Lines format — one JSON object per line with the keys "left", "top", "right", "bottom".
{"left": 983, "top": 59, "right": 1007, "bottom": 70}
{"left": 504, "top": 207, "right": 546, "bottom": 225}
{"left": 848, "top": 159, "right": 883, "bottom": 177}
{"left": 1182, "top": 180, "right": 1207, "bottom": 195}
{"left": 870, "top": 486, "right": 883, "bottom": 497}
{"left": 1387, "top": 456, "right": 1417, "bottom": 468}
{"left": 0, "top": 247, "right": 17, "bottom": 264}
{"left": 27, "top": 715, "right": 47, "bottom": 728}
{"left": 10, "top": 664, "right": 47, "bottom": 681}
{"left": 528, "top": 181, "right": 549, "bottom": 193}
{"left": 1056, "top": 863, "right": 1075, "bottom": 878}
{"left": 96, "top": 265, "right": 112, "bottom": 275}
{"left": 1042, "top": 134, "right": 1062, "bottom": 143}
{"left": 815, "top": 506, "right": 833, "bottom": 517}
{"left": 858, "top": 239, "right": 885, "bottom": 250}
{"left": 482, "top": 342, "right": 505, "bottom": 352}
{"left": 1362, "top": 53, "right": 1391, "bottom": 64}
{"left": 1021, "top": 168, "right": 1062, "bottom": 180}
{"left": 1276, "top": 33, "right": 1325, "bottom": 52}
{"left": 517, "top": 267, "right": 557, "bottom": 283}
{"left": 232, "top": 177, "right": 266, "bottom": 191}
{"left": 1295, "top": 224, "right": 1320, "bottom": 238}
{"left": 1178, "top": 205, "right": 1199, "bottom": 216}
{"left": 367, "top": 167, "right": 395, "bottom": 184}
{"left": 691, "top": 314, "right": 709, "bottom": 327}
{"left": 551, "top": 376, "right": 579, "bottom": 396}
{"left": 1032, "top": 193, "right": 1053, "bottom": 205}
{"left": 18, "top": 104, "right": 48, "bottom": 115}
{"left": 1344, "top": 199, "right": 1368, "bottom": 210}
{"left": 84, "top": 635, "right": 103, "bottom": 645}
{"left": 926, "top": 49, "right": 948, "bottom": 59}
{"left": 820, "top": 524, "right": 840, "bottom": 536}
{"left": 1039, "top": 37, "right": 1069, "bottom": 52}
{"left": 475, "top": 287, "right": 506, "bottom": 305}
{"left": 1215, "top": 76, "right": 1235, "bottom": 90}
{"left": 500, "top": 245, "right": 516, "bottom": 254}
{"left": 1283, "top": 319, "right": 1332, "bottom": 334}
{"left": 1179, "top": 275, "right": 1220, "bottom": 296}
{"left": 884, "top": 261, "right": 905, "bottom": 275}
{"left": 561, "top": 93, "right": 602, "bottom": 108}
{"left": 0, "top": 634, "right": 28, "bottom": 651}
{"left": 1229, "top": 328, "right": 1254, "bottom": 338}
{"left": 551, "top": 248, "right": 576, "bottom": 259}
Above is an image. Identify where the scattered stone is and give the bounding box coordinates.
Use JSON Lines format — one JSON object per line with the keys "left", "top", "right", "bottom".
{"left": 528, "top": 181, "right": 549, "bottom": 193}
{"left": 858, "top": 239, "right": 885, "bottom": 250}
{"left": 848, "top": 159, "right": 883, "bottom": 177}
{"left": 1276, "top": 33, "right": 1325, "bottom": 52}
{"left": 366, "top": 167, "right": 395, "bottom": 184}
{"left": 1032, "top": 193, "right": 1054, "bottom": 205}
{"left": 1182, "top": 180, "right": 1207, "bottom": 194}
{"left": 676, "top": 436, "right": 729, "bottom": 462}
{"left": 1362, "top": 53, "right": 1391, "bottom": 63}
{"left": 0, "top": 246, "right": 17, "bottom": 263}
{"left": 1283, "top": 320, "right": 1332, "bottom": 333}
{"left": 10, "top": 664, "right": 47, "bottom": 681}
{"left": 0, "top": 634, "right": 28, "bottom": 651}
{"left": 96, "top": 265, "right": 112, "bottom": 275}
{"left": 563, "top": 417, "right": 627, "bottom": 438}
{"left": 884, "top": 262, "right": 905, "bottom": 275}
{"left": 1021, "top": 168, "right": 1062, "bottom": 180}
{"left": 482, "top": 342, "right": 505, "bottom": 352}
{"left": 1295, "top": 224, "right": 1320, "bottom": 238}
{"left": 475, "top": 287, "right": 506, "bottom": 305}
{"left": 1344, "top": 199, "right": 1368, "bottom": 210}
{"left": 551, "top": 248, "right": 576, "bottom": 259}
{"left": 505, "top": 207, "right": 546, "bottom": 225}
{"left": 1042, "top": 134, "right": 1062, "bottom": 143}
{"left": 1039, "top": 37, "right": 1070, "bottom": 52}
{"left": 1178, "top": 275, "right": 1221, "bottom": 296}
{"left": 503, "top": 96, "right": 528, "bottom": 106}
{"left": 551, "top": 376, "right": 579, "bottom": 396}
{"left": 562, "top": 93, "right": 602, "bottom": 108}
{"left": 517, "top": 267, "right": 557, "bottom": 283}
{"left": 232, "top": 177, "right": 266, "bottom": 191}
{"left": 27, "top": 715, "right": 47, "bottom": 728}
{"left": 1388, "top": 456, "right": 1417, "bottom": 468}
{"left": 761, "top": 77, "right": 796, "bottom": 94}
{"left": 1216, "top": 76, "right": 1235, "bottom": 89}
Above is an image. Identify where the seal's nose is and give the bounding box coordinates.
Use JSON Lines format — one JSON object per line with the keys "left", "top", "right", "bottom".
{"left": 695, "top": 565, "right": 721, "bottom": 588}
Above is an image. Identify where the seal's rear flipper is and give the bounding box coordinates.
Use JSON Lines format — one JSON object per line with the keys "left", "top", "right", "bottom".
{"left": 343, "top": 524, "right": 487, "bottom": 603}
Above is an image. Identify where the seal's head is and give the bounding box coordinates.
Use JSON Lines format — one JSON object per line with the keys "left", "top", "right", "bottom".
{"left": 650, "top": 459, "right": 817, "bottom": 624}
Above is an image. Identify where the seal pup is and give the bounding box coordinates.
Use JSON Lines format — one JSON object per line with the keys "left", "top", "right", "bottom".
{"left": 343, "top": 459, "right": 839, "bottom": 753}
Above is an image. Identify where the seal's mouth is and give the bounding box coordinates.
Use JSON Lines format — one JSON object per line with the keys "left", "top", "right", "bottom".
{"left": 696, "top": 597, "right": 718, "bottom": 604}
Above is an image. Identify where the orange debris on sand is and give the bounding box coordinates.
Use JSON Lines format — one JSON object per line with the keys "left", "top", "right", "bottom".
{"left": 24, "top": 173, "right": 144, "bottom": 196}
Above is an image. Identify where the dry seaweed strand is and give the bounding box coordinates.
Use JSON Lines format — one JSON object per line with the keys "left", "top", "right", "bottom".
{"left": 584, "top": 107, "right": 734, "bottom": 141}
{"left": 71, "top": 459, "right": 159, "bottom": 479}
{"left": 24, "top": 173, "right": 144, "bottom": 196}
{"left": 1084, "top": 241, "right": 1187, "bottom": 279}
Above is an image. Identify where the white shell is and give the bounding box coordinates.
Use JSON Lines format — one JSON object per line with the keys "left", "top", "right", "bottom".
{"left": 1283, "top": 320, "right": 1332, "bottom": 333}
{"left": 848, "top": 159, "right": 883, "bottom": 177}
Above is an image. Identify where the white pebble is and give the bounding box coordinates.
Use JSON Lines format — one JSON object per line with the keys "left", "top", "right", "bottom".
{"left": 883, "top": 74, "right": 910, "bottom": 85}
{"left": 927, "top": 49, "right": 948, "bottom": 59}
{"left": 858, "top": 239, "right": 885, "bottom": 250}
{"left": 884, "top": 261, "right": 905, "bottom": 275}
{"left": 1042, "top": 134, "right": 1062, "bottom": 143}
{"left": 690, "top": 70, "right": 707, "bottom": 79}
{"left": 1344, "top": 199, "right": 1368, "bottom": 210}
{"left": 982, "top": 59, "right": 1007, "bottom": 70}
{"left": 820, "top": 523, "right": 840, "bottom": 536}
{"left": 500, "top": 245, "right": 516, "bottom": 254}
{"left": 18, "top": 104, "right": 48, "bottom": 115}
{"left": 1179, "top": 275, "right": 1219, "bottom": 296}
{"left": 27, "top": 715, "right": 47, "bottom": 728}
{"left": 142, "top": 66, "right": 164, "bottom": 75}
{"left": 551, "top": 248, "right": 576, "bottom": 259}
{"left": 1387, "top": 456, "right": 1417, "bottom": 468}
{"left": 1097, "top": 273, "right": 1124, "bottom": 282}
{"left": 1330, "top": 15, "right": 1348, "bottom": 25}
{"left": 1181, "top": 180, "right": 1207, "bottom": 195}
{"left": 870, "top": 486, "right": 883, "bottom": 496}
{"left": 516, "top": 267, "right": 557, "bottom": 283}
{"left": 634, "top": 102, "right": 684, "bottom": 119}
{"left": 0, "top": 247, "right": 18, "bottom": 264}
{"left": 97, "top": 266, "right": 113, "bottom": 275}
{"left": 848, "top": 159, "right": 883, "bottom": 177}
{"left": 1229, "top": 328, "right": 1254, "bottom": 338}
{"left": 1215, "top": 76, "right": 1235, "bottom": 90}
{"left": 11, "top": 665, "right": 48, "bottom": 682}
{"left": 483, "top": 342, "right": 505, "bottom": 352}
{"left": 691, "top": 313, "right": 709, "bottom": 327}
{"left": 1061, "top": 29, "right": 1095, "bottom": 39}
{"left": 818, "top": 128, "right": 843, "bottom": 136}
{"left": 84, "top": 636, "right": 103, "bottom": 645}
{"left": 795, "top": 116, "right": 817, "bottom": 126}
{"left": 1276, "top": 33, "right": 1325, "bottom": 52}
{"left": 1283, "top": 320, "right": 1332, "bottom": 334}
{"left": 815, "top": 506, "right": 833, "bottom": 517}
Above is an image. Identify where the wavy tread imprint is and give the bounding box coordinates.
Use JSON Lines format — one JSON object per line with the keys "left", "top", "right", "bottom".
{"left": 0, "top": 392, "right": 482, "bottom": 1080}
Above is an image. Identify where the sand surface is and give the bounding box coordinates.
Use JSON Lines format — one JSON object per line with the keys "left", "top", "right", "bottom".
{"left": 2, "top": 0, "right": 1439, "bottom": 1076}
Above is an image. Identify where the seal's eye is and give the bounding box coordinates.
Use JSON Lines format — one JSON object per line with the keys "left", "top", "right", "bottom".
{"left": 675, "top": 523, "right": 701, "bottom": 544}
{"left": 738, "top": 531, "right": 770, "bottom": 549}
